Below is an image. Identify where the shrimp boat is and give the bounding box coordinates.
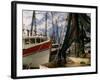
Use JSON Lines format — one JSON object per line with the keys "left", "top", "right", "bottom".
{"left": 23, "top": 35, "right": 51, "bottom": 68}
{"left": 22, "top": 11, "right": 51, "bottom": 69}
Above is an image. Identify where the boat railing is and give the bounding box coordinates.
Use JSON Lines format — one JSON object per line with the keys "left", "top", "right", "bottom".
{"left": 23, "top": 35, "right": 49, "bottom": 45}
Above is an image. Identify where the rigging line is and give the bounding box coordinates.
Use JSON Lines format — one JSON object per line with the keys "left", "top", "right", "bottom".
{"left": 59, "top": 13, "right": 72, "bottom": 55}
{"left": 53, "top": 19, "right": 64, "bottom": 62}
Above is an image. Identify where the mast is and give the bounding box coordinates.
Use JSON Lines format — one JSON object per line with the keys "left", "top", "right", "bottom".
{"left": 30, "top": 11, "right": 36, "bottom": 36}
{"left": 51, "top": 12, "right": 56, "bottom": 43}
{"left": 45, "top": 12, "right": 47, "bottom": 38}
{"left": 55, "top": 19, "right": 59, "bottom": 44}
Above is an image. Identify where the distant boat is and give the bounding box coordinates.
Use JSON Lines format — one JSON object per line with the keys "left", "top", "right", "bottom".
{"left": 23, "top": 36, "right": 51, "bottom": 68}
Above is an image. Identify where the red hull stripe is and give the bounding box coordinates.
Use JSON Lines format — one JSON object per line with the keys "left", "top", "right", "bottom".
{"left": 23, "top": 41, "right": 51, "bottom": 57}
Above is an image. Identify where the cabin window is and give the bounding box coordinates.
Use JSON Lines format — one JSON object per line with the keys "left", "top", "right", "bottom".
{"left": 25, "top": 39, "right": 30, "bottom": 44}
{"left": 30, "top": 38, "right": 35, "bottom": 44}
{"left": 36, "top": 38, "right": 40, "bottom": 43}
{"left": 41, "top": 38, "right": 46, "bottom": 42}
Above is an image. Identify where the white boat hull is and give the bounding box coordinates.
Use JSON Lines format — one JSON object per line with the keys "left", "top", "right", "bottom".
{"left": 23, "top": 49, "right": 50, "bottom": 68}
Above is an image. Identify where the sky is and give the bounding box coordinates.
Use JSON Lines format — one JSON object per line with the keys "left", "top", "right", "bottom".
{"left": 22, "top": 10, "right": 68, "bottom": 37}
